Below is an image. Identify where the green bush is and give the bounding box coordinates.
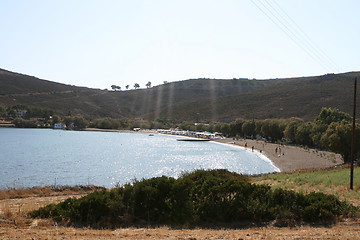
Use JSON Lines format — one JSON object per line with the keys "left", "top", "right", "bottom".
{"left": 30, "top": 169, "right": 357, "bottom": 227}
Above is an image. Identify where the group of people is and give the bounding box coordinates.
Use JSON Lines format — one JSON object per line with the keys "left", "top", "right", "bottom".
{"left": 244, "top": 142, "right": 257, "bottom": 152}
{"left": 275, "top": 146, "right": 285, "bottom": 157}
{"left": 243, "top": 141, "right": 284, "bottom": 156}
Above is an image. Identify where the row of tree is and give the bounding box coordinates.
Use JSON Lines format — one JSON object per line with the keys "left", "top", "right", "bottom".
{"left": 179, "top": 108, "right": 359, "bottom": 163}
{"left": 0, "top": 104, "right": 170, "bottom": 130}
{"left": 0, "top": 104, "right": 55, "bottom": 119}
{"left": 110, "top": 81, "right": 152, "bottom": 91}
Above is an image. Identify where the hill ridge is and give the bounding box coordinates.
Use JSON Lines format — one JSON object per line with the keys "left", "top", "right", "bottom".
{"left": 1, "top": 68, "right": 359, "bottom": 121}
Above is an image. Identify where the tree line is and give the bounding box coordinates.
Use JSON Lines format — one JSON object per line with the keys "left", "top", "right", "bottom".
{"left": 179, "top": 108, "right": 359, "bottom": 163}
{"left": 110, "top": 81, "right": 152, "bottom": 91}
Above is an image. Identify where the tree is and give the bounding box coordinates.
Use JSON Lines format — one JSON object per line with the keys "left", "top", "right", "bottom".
{"left": 315, "top": 107, "right": 351, "bottom": 125}
{"left": 229, "top": 119, "right": 243, "bottom": 137}
{"left": 294, "top": 122, "right": 313, "bottom": 146}
{"left": 111, "top": 85, "right": 121, "bottom": 91}
{"left": 242, "top": 120, "right": 256, "bottom": 138}
{"left": 63, "top": 116, "right": 73, "bottom": 128}
{"left": 73, "top": 117, "right": 88, "bottom": 129}
{"left": 51, "top": 115, "right": 61, "bottom": 125}
{"left": 220, "top": 123, "right": 231, "bottom": 136}
{"left": 283, "top": 118, "right": 303, "bottom": 143}
{"left": 146, "top": 81, "right": 152, "bottom": 88}
{"left": 134, "top": 83, "right": 140, "bottom": 89}
{"left": 98, "top": 118, "right": 113, "bottom": 129}
{"left": 310, "top": 123, "right": 328, "bottom": 147}
{"left": 125, "top": 85, "right": 129, "bottom": 90}
{"left": 12, "top": 117, "right": 37, "bottom": 128}
{"left": 320, "top": 121, "right": 358, "bottom": 163}
{"left": 311, "top": 108, "right": 352, "bottom": 148}
{"left": 0, "top": 105, "right": 7, "bottom": 117}
{"left": 255, "top": 120, "right": 263, "bottom": 137}
{"left": 261, "top": 119, "right": 284, "bottom": 142}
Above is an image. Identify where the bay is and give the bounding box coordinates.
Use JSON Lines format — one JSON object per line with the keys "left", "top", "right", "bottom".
{"left": 0, "top": 128, "right": 279, "bottom": 189}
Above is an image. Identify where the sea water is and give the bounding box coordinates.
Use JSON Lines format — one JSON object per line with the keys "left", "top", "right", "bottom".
{"left": 0, "top": 128, "right": 279, "bottom": 189}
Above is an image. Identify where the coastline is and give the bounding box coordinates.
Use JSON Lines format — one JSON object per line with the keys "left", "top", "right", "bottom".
{"left": 213, "top": 138, "right": 344, "bottom": 173}
{"left": 210, "top": 139, "right": 280, "bottom": 173}
{"left": 85, "top": 128, "right": 344, "bottom": 173}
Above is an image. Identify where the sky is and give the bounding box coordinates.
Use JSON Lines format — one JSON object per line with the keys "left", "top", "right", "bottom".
{"left": 0, "top": 0, "right": 359, "bottom": 90}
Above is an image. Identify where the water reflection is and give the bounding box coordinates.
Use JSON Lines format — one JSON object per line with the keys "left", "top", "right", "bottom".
{"left": 0, "top": 128, "right": 279, "bottom": 189}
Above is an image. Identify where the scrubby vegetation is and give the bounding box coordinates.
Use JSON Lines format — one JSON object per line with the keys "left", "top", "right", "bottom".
{"left": 30, "top": 169, "right": 357, "bottom": 228}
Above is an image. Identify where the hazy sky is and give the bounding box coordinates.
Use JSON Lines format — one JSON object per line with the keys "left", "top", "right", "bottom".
{"left": 1, "top": 0, "right": 359, "bottom": 89}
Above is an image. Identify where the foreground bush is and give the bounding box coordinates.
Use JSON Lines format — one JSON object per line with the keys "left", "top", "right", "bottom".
{"left": 30, "top": 169, "right": 357, "bottom": 227}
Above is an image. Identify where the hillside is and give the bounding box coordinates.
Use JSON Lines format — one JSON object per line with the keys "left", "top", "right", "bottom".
{"left": 0, "top": 68, "right": 90, "bottom": 94}
{"left": 1, "top": 68, "right": 359, "bottom": 121}
{"left": 150, "top": 72, "right": 360, "bottom": 121}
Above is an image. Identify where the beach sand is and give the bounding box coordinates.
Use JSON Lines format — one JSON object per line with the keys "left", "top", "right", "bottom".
{"left": 213, "top": 138, "right": 344, "bottom": 173}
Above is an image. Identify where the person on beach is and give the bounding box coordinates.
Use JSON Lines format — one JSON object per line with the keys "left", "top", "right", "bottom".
{"left": 275, "top": 147, "right": 278, "bottom": 154}
{"left": 252, "top": 146, "right": 254, "bottom": 152}
{"left": 245, "top": 142, "right": 247, "bottom": 148}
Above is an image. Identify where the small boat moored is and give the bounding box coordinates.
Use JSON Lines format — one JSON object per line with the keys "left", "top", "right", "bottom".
{"left": 176, "top": 138, "right": 210, "bottom": 142}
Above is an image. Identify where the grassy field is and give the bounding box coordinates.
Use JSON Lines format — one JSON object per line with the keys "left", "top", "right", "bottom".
{"left": 251, "top": 166, "right": 360, "bottom": 206}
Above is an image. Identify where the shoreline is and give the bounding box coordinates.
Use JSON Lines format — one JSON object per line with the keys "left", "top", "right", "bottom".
{"left": 6, "top": 127, "right": 344, "bottom": 174}
{"left": 212, "top": 138, "right": 344, "bottom": 173}
{"left": 210, "top": 139, "right": 281, "bottom": 173}
{"left": 85, "top": 128, "right": 344, "bottom": 173}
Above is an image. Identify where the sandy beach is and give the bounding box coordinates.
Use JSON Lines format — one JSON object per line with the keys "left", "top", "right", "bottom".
{"left": 213, "top": 138, "right": 344, "bottom": 173}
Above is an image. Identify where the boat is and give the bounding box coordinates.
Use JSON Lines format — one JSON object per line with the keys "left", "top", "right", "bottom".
{"left": 176, "top": 138, "right": 210, "bottom": 142}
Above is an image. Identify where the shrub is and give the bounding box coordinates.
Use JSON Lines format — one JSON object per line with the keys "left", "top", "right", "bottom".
{"left": 30, "top": 169, "right": 357, "bottom": 227}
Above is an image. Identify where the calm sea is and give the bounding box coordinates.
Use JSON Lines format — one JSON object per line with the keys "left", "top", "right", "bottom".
{"left": 0, "top": 128, "right": 279, "bottom": 189}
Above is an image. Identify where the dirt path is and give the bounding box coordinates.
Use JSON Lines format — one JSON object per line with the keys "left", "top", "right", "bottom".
{"left": 2, "top": 217, "right": 360, "bottom": 239}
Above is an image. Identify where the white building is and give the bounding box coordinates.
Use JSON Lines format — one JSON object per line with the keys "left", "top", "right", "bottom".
{"left": 54, "top": 123, "right": 64, "bottom": 129}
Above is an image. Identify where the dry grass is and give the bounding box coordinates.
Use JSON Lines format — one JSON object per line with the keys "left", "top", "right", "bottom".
{"left": 1, "top": 186, "right": 360, "bottom": 239}
{"left": 0, "top": 185, "right": 103, "bottom": 200}
{"left": 0, "top": 187, "right": 52, "bottom": 200}
{"left": 0, "top": 186, "right": 100, "bottom": 221}
{"left": 0, "top": 187, "right": 95, "bottom": 239}
{"left": 1, "top": 218, "right": 360, "bottom": 239}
